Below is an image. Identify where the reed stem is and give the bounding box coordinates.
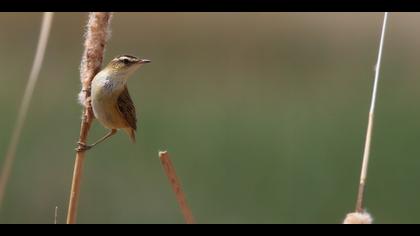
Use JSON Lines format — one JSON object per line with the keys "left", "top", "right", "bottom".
{"left": 355, "top": 12, "right": 388, "bottom": 213}
{"left": 0, "top": 12, "right": 53, "bottom": 209}
{"left": 66, "top": 12, "right": 112, "bottom": 224}
{"left": 159, "top": 151, "right": 195, "bottom": 224}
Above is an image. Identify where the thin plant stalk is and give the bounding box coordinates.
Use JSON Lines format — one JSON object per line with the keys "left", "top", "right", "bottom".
{"left": 355, "top": 12, "right": 388, "bottom": 213}
{"left": 54, "top": 206, "right": 58, "bottom": 224}
{"left": 159, "top": 151, "right": 195, "bottom": 224}
{"left": 66, "top": 12, "right": 112, "bottom": 224}
{"left": 0, "top": 12, "right": 54, "bottom": 209}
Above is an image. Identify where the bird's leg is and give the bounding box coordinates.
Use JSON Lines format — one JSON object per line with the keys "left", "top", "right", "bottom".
{"left": 76, "top": 129, "right": 117, "bottom": 152}
{"left": 89, "top": 129, "right": 117, "bottom": 147}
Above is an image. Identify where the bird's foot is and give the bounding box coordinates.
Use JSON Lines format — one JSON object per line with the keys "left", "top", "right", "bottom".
{"left": 75, "top": 142, "right": 92, "bottom": 152}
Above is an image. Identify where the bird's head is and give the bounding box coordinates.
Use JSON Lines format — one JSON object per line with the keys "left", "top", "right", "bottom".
{"left": 105, "top": 55, "right": 151, "bottom": 78}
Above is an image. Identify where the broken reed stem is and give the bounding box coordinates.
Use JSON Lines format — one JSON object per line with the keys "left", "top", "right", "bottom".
{"left": 159, "top": 151, "right": 195, "bottom": 224}
{"left": 54, "top": 206, "right": 58, "bottom": 224}
{"left": 66, "top": 12, "right": 112, "bottom": 224}
{"left": 0, "top": 12, "right": 54, "bottom": 209}
{"left": 355, "top": 12, "right": 388, "bottom": 213}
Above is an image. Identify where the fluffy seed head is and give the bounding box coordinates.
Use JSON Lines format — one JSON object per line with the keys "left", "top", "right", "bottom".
{"left": 343, "top": 212, "right": 373, "bottom": 224}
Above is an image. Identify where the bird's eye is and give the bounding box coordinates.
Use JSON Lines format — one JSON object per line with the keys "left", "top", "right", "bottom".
{"left": 122, "top": 59, "right": 130, "bottom": 64}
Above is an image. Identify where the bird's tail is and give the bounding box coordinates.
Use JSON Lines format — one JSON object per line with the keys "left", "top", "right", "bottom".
{"left": 124, "top": 128, "right": 136, "bottom": 143}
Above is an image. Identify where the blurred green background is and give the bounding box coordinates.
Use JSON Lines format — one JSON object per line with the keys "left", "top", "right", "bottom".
{"left": 0, "top": 12, "right": 420, "bottom": 224}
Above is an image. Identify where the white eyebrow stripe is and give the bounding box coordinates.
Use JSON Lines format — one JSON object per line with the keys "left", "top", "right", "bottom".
{"left": 117, "top": 56, "right": 139, "bottom": 61}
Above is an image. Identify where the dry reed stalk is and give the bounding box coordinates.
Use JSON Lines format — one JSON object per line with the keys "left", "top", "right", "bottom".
{"left": 355, "top": 12, "right": 388, "bottom": 213}
{"left": 159, "top": 151, "right": 195, "bottom": 224}
{"left": 54, "top": 206, "right": 58, "bottom": 224}
{"left": 66, "top": 12, "right": 113, "bottom": 224}
{"left": 344, "top": 12, "right": 388, "bottom": 224}
{"left": 0, "top": 12, "right": 54, "bottom": 209}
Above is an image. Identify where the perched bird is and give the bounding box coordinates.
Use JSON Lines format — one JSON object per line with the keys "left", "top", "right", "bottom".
{"left": 77, "top": 55, "right": 150, "bottom": 151}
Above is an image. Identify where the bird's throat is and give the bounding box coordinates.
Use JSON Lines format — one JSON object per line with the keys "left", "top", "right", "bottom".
{"left": 102, "top": 78, "right": 125, "bottom": 93}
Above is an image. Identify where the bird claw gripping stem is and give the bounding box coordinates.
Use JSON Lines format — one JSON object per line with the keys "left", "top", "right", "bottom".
{"left": 75, "top": 141, "right": 92, "bottom": 152}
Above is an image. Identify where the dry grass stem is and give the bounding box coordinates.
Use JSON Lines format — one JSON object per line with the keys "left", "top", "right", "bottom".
{"left": 0, "top": 12, "right": 54, "bottom": 209}
{"left": 159, "top": 151, "right": 195, "bottom": 224}
{"left": 354, "top": 12, "right": 388, "bottom": 213}
{"left": 66, "top": 12, "right": 113, "bottom": 224}
{"left": 54, "top": 206, "right": 58, "bottom": 224}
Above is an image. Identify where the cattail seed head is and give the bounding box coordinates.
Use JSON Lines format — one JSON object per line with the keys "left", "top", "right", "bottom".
{"left": 343, "top": 211, "right": 373, "bottom": 224}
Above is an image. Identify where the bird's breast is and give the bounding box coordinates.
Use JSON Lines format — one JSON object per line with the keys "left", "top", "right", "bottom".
{"left": 91, "top": 74, "right": 127, "bottom": 129}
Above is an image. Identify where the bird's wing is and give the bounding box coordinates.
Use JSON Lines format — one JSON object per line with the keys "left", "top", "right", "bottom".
{"left": 117, "top": 86, "right": 137, "bottom": 131}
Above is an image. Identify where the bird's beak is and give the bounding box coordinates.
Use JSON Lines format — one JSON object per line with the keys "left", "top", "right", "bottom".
{"left": 138, "top": 59, "right": 151, "bottom": 64}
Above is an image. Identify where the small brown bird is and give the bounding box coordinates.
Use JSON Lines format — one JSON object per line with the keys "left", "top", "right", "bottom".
{"left": 77, "top": 55, "right": 150, "bottom": 151}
